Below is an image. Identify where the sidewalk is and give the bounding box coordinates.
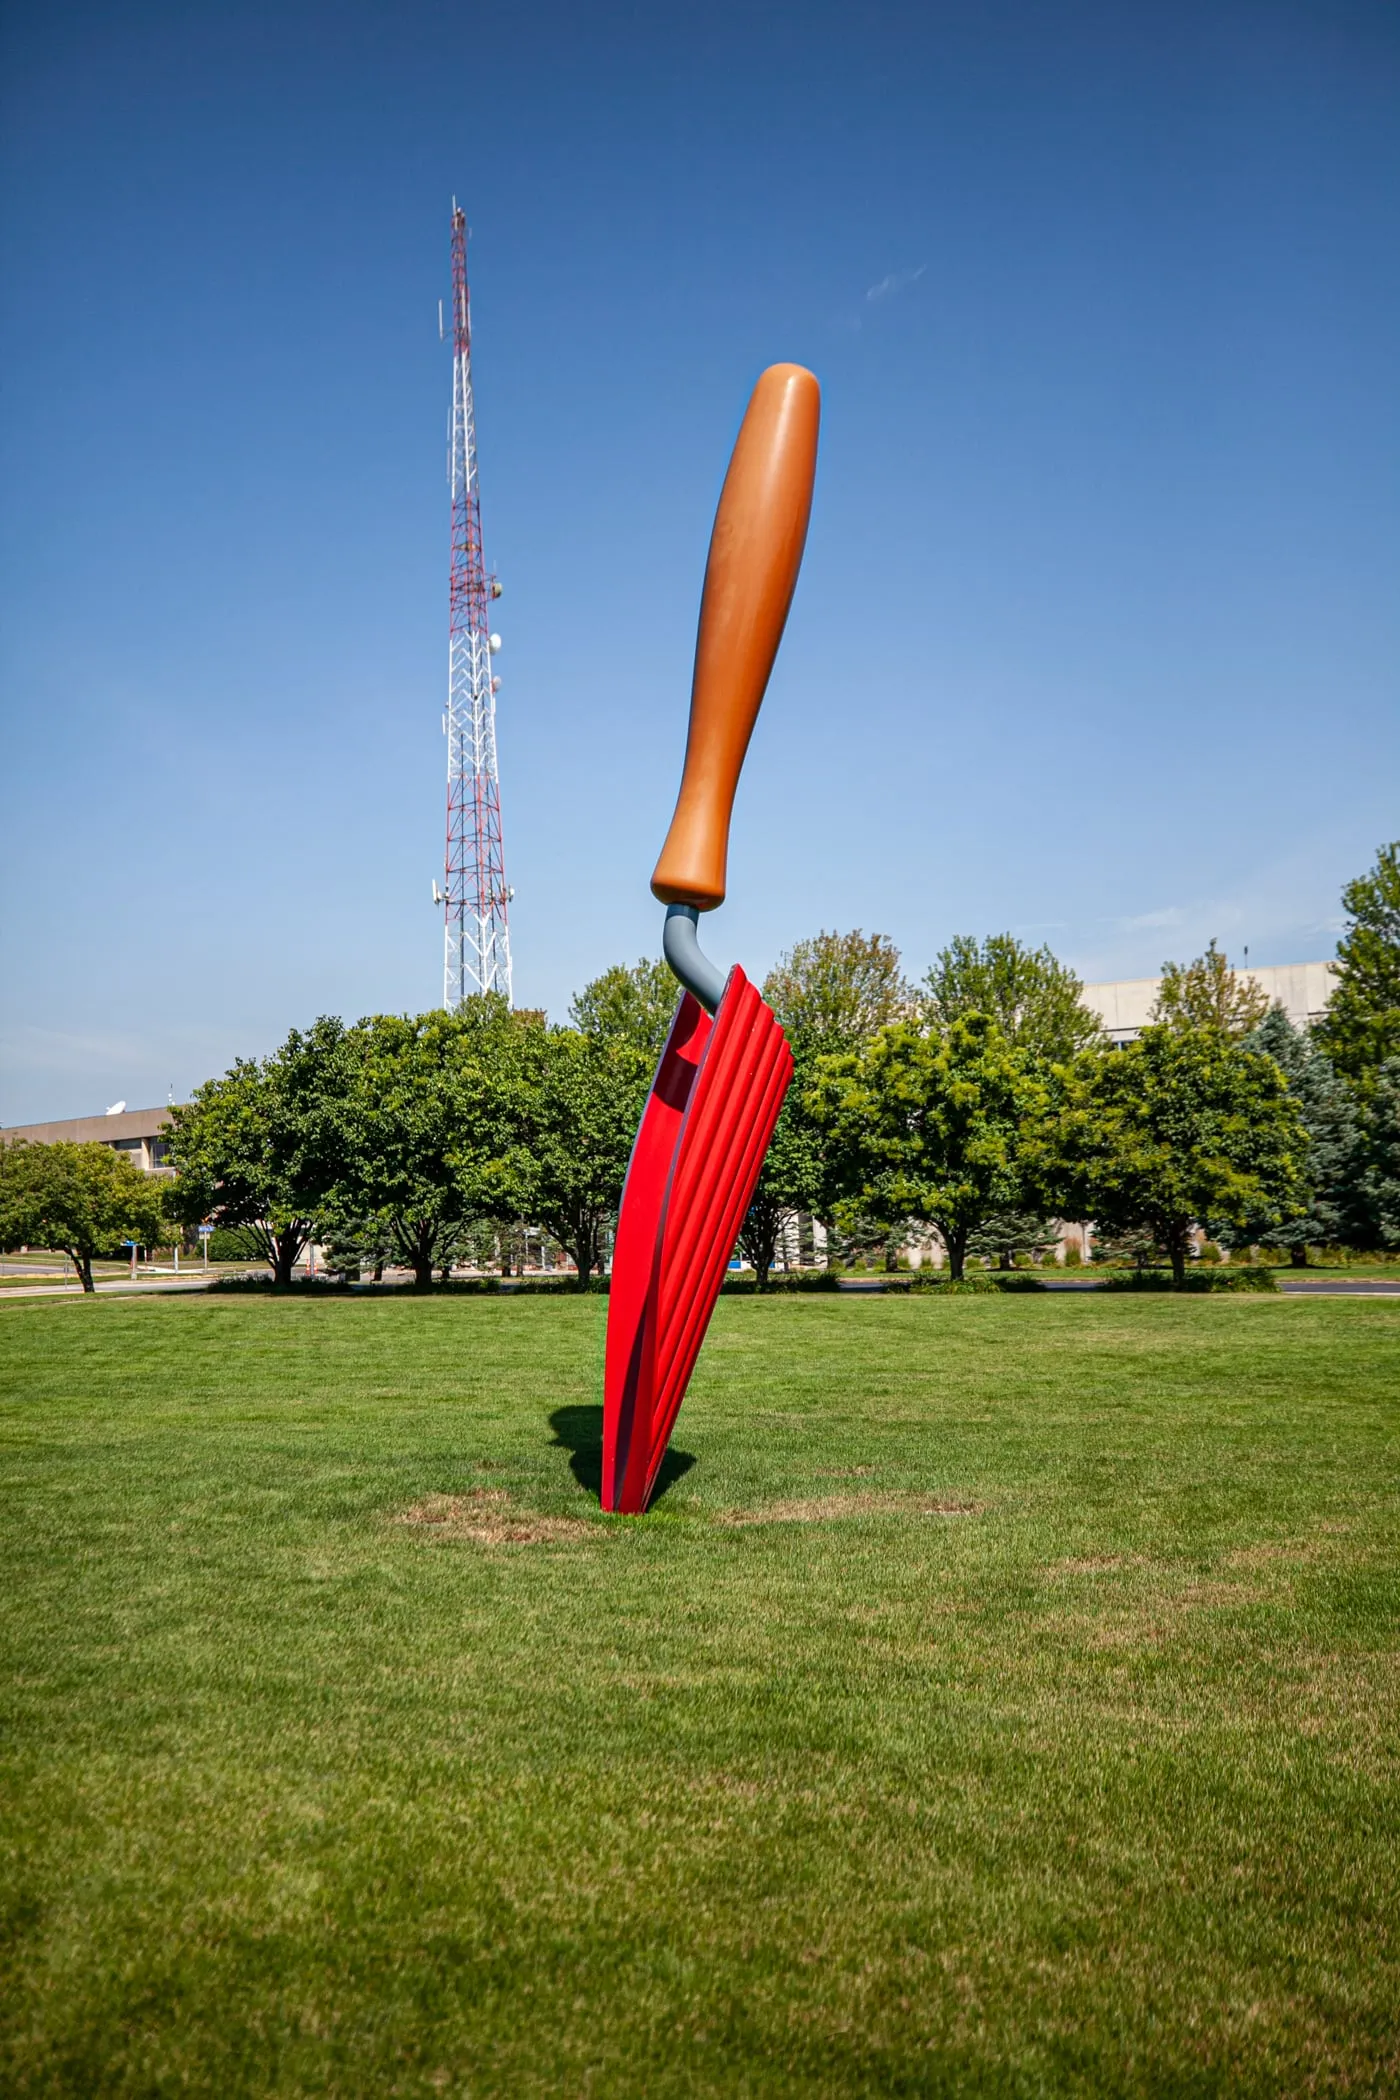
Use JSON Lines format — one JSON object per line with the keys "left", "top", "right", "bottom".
{"left": 0, "top": 1275, "right": 221, "bottom": 1301}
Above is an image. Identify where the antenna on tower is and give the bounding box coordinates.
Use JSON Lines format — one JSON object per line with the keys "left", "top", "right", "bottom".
{"left": 442, "top": 201, "right": 512, "bottom": 1007}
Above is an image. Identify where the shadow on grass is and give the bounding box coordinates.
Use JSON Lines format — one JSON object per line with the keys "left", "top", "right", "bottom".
{"left": 549, "top": 1405, "right": 697, "bottom": 1508}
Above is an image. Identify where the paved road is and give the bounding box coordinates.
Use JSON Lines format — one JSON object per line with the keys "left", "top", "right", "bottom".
{"left": 847, "top": 1275, "right": 1400, "bottom": 1298}
{"left": 1276, "top": 1278, "right": 1400, "bottom": 1296}
{"left": 1040, "top": 1276, "right": 1400, "bottom": 1297}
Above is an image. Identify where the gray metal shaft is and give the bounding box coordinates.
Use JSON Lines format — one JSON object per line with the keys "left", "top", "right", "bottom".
{"left": 663, "top": 905, "right": 727, "bottom": 1013}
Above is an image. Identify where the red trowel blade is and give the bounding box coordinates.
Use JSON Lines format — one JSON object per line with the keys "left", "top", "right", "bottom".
{"left": 602, "top": 969, "right": 793, "bottom": 1514}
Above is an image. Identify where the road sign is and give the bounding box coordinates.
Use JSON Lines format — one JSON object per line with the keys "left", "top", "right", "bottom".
{"left": 197, "top": 1225, "right": 214, "bottom": 1238}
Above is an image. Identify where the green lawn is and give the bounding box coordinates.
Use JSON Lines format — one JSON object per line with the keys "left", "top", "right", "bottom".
{"left": 1, "top": 1292, "right": 1396, "bottom": 2096}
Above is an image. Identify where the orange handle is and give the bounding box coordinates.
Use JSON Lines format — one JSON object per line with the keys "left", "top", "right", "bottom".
{"left": 650, "top": 363, "right": 820, "bottom": 910}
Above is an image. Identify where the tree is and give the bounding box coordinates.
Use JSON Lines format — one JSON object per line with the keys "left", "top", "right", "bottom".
{"left": 1353, "top": 1059, "right": 1400, "bottom": 1250}
{"left": 568, "top": 958, "right": 677, "bottom": 1065}
{"left": 319, "top": 1213, "right": 395, "bottom": 1284}
{"left": 966, "top": 1210, "right": 1060, "bottom": 1271}
{"left": 1316, "top": 842, "right": 1400, "bottom": 1092}
{"left": 332, "top": 1001, "right": 537, "bottom": 1288}
{"left": 526, "top": 1025, "right": 649, "bottom": 1286}
{"left": 746, "top": 930, "right": 915, "bottom": 1274}
{"left": 1089, "top": 1226, "right": 1167, "bottom": 1273}
{"left": 1220, "top": 1007, "right": 1364, "bottom": 1263}
{"left": 810, "top": 1013, "right": 1048, "bottom": 1281}
{"left": 1151, "top": 940, "right": 1269, "bottom": 1037}
{"left": 764, "top": 930, "right": 912, "bottom": 1057}
{"left": 902, "top": 932, "right": 1097, "bottom": 1276}
{"left": 921, "top": 933, "right": 1103, "bottom": 1063}
{"left": 736, "top": 1105, "right": 826, "bottom": 1288}
{"left": 164, "top": 1017, "right": 352, "bottom": 1285}
{"left": 1029, "top": 1025, "right": 1307, "bottom": 1286}
{"left": 0, "top": 1141, "right": 165, "bottom": 1292}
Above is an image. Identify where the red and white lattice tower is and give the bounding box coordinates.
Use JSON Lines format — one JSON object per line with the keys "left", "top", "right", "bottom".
{"left": 443, "top": 201, "right": 511, "bottom": 1005}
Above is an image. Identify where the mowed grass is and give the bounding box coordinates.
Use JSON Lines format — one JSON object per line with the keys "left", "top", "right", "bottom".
{"left": 1, "top": 1292, "right": 1396, "bottom": 2097}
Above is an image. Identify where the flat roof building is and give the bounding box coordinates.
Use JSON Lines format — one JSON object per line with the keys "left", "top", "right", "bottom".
{"left": 0, "top": 1106, "right": 175, "bottom": 1175}
{"left": 1080, "top": 960, "right": 1336, "bottom": 1046}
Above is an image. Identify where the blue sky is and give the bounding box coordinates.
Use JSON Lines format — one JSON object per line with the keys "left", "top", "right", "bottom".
{"left": 2, "top": 0, "right": 1396, "bottom": 1123}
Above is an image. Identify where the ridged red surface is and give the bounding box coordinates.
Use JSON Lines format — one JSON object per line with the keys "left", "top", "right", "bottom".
{"left": 602, "top": 970, "right": 794, "bottom": 1513}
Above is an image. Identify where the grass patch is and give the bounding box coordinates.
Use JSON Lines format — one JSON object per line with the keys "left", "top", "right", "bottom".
{"left": 1, "top": 1290, "right": 1397, "bottom": 2094}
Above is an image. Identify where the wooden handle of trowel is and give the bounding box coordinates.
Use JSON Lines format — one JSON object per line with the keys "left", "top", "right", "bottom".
{"left": 650, "top": 363, "right": 820, "bottom": 910}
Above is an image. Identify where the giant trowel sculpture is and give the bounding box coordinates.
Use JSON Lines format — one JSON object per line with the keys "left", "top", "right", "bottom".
{"left": 602, "top": 363, "right": 820, "bottom": 1514}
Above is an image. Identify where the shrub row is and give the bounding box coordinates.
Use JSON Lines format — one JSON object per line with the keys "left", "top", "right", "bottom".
{"left": 1096, "top": 1265, "right": 1279, "bottom": 1293}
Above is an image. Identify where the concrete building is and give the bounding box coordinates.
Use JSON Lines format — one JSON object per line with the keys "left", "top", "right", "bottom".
{"left": 0, "top": 1106, "right": 175, "bottom": 1175}
{"left": 1080, "top": 960, "right": 1336, "bottom": 1046}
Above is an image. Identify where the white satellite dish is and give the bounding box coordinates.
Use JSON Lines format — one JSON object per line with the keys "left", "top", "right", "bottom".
{"left": 106, "top": 1101, "right": 126, "bottom": 1116}
{"left": 488, "top": 633, "right": 502, "bottom": 653}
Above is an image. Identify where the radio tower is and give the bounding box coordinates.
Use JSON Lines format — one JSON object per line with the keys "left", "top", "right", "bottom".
{"left": 443, "top": 200, "right": 511, "bottom": 1005}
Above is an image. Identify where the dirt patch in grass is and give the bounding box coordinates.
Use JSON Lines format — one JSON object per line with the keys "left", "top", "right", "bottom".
{"left": 715, "top": 1493, "right": 981, "bottom": 1527}
{"left": 1053, "top": 1554, "right": 1148, "bottom": 1575}
{"left": 397, "top": 1490, "right": 593, "bottom": 1547}
{"left": 1224, "top": 1535, "right": 1328, "bottom": 1571}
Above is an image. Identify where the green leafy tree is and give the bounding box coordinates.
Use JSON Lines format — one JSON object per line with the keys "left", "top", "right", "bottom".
{"left": 332, "top": 1000, "right": 537, "bottom": 1288}
{"left": 736, "top": 1105, "right": 827, "bottom": 1288}
{"left": 811, "top": 1013, "right": 1048, "bottom": 1281}
{"left": 568, "top": 958, "right": 677, "bottom": 1065}
{"left": 1029, "top": 1026, "right": 1307, "bottom": 1286}
{"left": 764, "top": 930, "right": 912, "bottom": 1057}
{"left": 1219, "top": 1007, "right": 1364, "bottom": 1263}
{"left": 526, "top": 1025, "right": 649, "bottom": 1286}
{"left": 0, "top": 1141, "right": 165, "bottom": 1292}
{"left": 1151, "top": 940, "right": 1269, "bottom": 1037}
{"left": 164, "top": 1017, "right": 352, "bottom": 1285}
{"left": 903, "top": 932, "right": 1096, "bottom": 1274}
{"left": 921, "top": 932, "right": 1103, "bottom": 1062}
{"left": 1316, "top": 842, "right": 1400, "bottom": 1092}
{"left": 747, "top": 929, "right": 914, "bottom": 1276}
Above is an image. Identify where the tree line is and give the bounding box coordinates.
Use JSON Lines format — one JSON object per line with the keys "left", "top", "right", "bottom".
{"left": 3, "top": 843, "right": 1398, "bottom": 1291}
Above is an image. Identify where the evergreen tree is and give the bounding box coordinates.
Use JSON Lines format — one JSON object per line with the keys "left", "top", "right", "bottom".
{"left": 966, "top": 1211, "right": 1060, "bottom": 1271}
{"left": 1354, "top": 1059, "right": 1400, "bottom": 1250}
{"left": 1220, "top": 1007, "right": 1364, "bottom": 1263}
{"left": 318, "top": 1213, "right": 396, "bottom": 1284}
{"left": 1089, "top": 1226, "right": 1166, "bottom": 1273}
